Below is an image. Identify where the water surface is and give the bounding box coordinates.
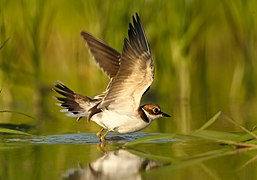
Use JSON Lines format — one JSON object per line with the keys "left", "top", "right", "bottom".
{"left": 1, "top": 132, "right": 257, "bottom": 180}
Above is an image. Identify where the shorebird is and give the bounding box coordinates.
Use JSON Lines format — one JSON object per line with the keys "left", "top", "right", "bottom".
{"left": 54, "top": 13, "right": 170, "bottom": 142}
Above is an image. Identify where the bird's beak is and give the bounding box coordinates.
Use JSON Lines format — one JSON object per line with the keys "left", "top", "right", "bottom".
{"left": 161, "top": 111, "right": 171, "bottom": 117}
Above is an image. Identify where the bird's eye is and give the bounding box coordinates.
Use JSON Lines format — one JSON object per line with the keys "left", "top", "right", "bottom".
{"left": 153, "top": 107, "right": 160, "bottom": 114}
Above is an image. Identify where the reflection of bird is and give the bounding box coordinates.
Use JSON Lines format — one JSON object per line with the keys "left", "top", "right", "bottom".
{"left": 54, "top": 13, "right": 170, "bottom": 142}
{"left": 62, "top": 149, "right": 163, "bottom": 180}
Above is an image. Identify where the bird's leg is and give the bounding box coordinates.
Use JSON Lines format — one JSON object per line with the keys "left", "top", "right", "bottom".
{"left": 100, "top": 130, "right": 109, "bottom": 142}
{"left": 96, "top": 128, "right": 104, "bottom": 138}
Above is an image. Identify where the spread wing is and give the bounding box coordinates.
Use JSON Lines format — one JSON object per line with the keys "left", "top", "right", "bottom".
{"left": 98, "top": 13, "right": 154, "bottom": 112}
{"left": 80, "top": 31, "right": 121, "bottom": 79}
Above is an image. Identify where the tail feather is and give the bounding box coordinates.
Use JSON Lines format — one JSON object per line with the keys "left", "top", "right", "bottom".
{"left": 53, "top": 81, "right": 94, "bottom": 119}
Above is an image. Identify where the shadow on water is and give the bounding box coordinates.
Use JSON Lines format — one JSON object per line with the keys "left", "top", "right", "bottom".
{"left": 62, "top": 148, "right": 167, "bottom": 180}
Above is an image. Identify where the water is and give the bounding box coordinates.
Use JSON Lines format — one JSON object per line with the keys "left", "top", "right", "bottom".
{"left": 1, "top": 132, "right": 257, "bottom": 180}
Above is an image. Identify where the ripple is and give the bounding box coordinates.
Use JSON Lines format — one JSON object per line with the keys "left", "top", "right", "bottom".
{"left": 3, "top": 132, "right": 176, "bottom": 145}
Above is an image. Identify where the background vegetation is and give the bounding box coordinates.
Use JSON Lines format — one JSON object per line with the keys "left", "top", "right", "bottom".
{"left": 1, "top": 0, "right": 257, "bottom": 135}
{"left": 1, "top": 1, "right": 257, "bottom": 179}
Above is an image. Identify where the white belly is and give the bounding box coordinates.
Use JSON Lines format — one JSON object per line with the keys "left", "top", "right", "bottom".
{"left": 91, "top": 110, "right": 150, "bottom": 133}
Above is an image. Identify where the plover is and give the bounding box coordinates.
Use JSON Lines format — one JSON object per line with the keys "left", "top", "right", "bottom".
{"left": 54, "top": 13, "right": 170, "bottom": 142}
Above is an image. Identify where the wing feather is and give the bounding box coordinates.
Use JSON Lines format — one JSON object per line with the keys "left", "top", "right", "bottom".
{"left": 80, "top": 31, "right": 121, "bottom": 78}
{"left": 98, "top": 13, "right": 154, "bottom": 111}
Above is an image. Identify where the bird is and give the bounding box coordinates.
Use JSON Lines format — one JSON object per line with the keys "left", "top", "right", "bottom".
{"left": 53, "top": 13, "right": 170, "bottom": 142}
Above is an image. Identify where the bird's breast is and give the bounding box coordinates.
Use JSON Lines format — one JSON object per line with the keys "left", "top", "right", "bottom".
{"left": 91, "top": 109, "right": 150, "bottom": 133}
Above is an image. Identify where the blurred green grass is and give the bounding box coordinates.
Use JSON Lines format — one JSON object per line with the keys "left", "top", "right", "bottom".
{"left": 1, "top": 0, "right": 257, "bottom": 134}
